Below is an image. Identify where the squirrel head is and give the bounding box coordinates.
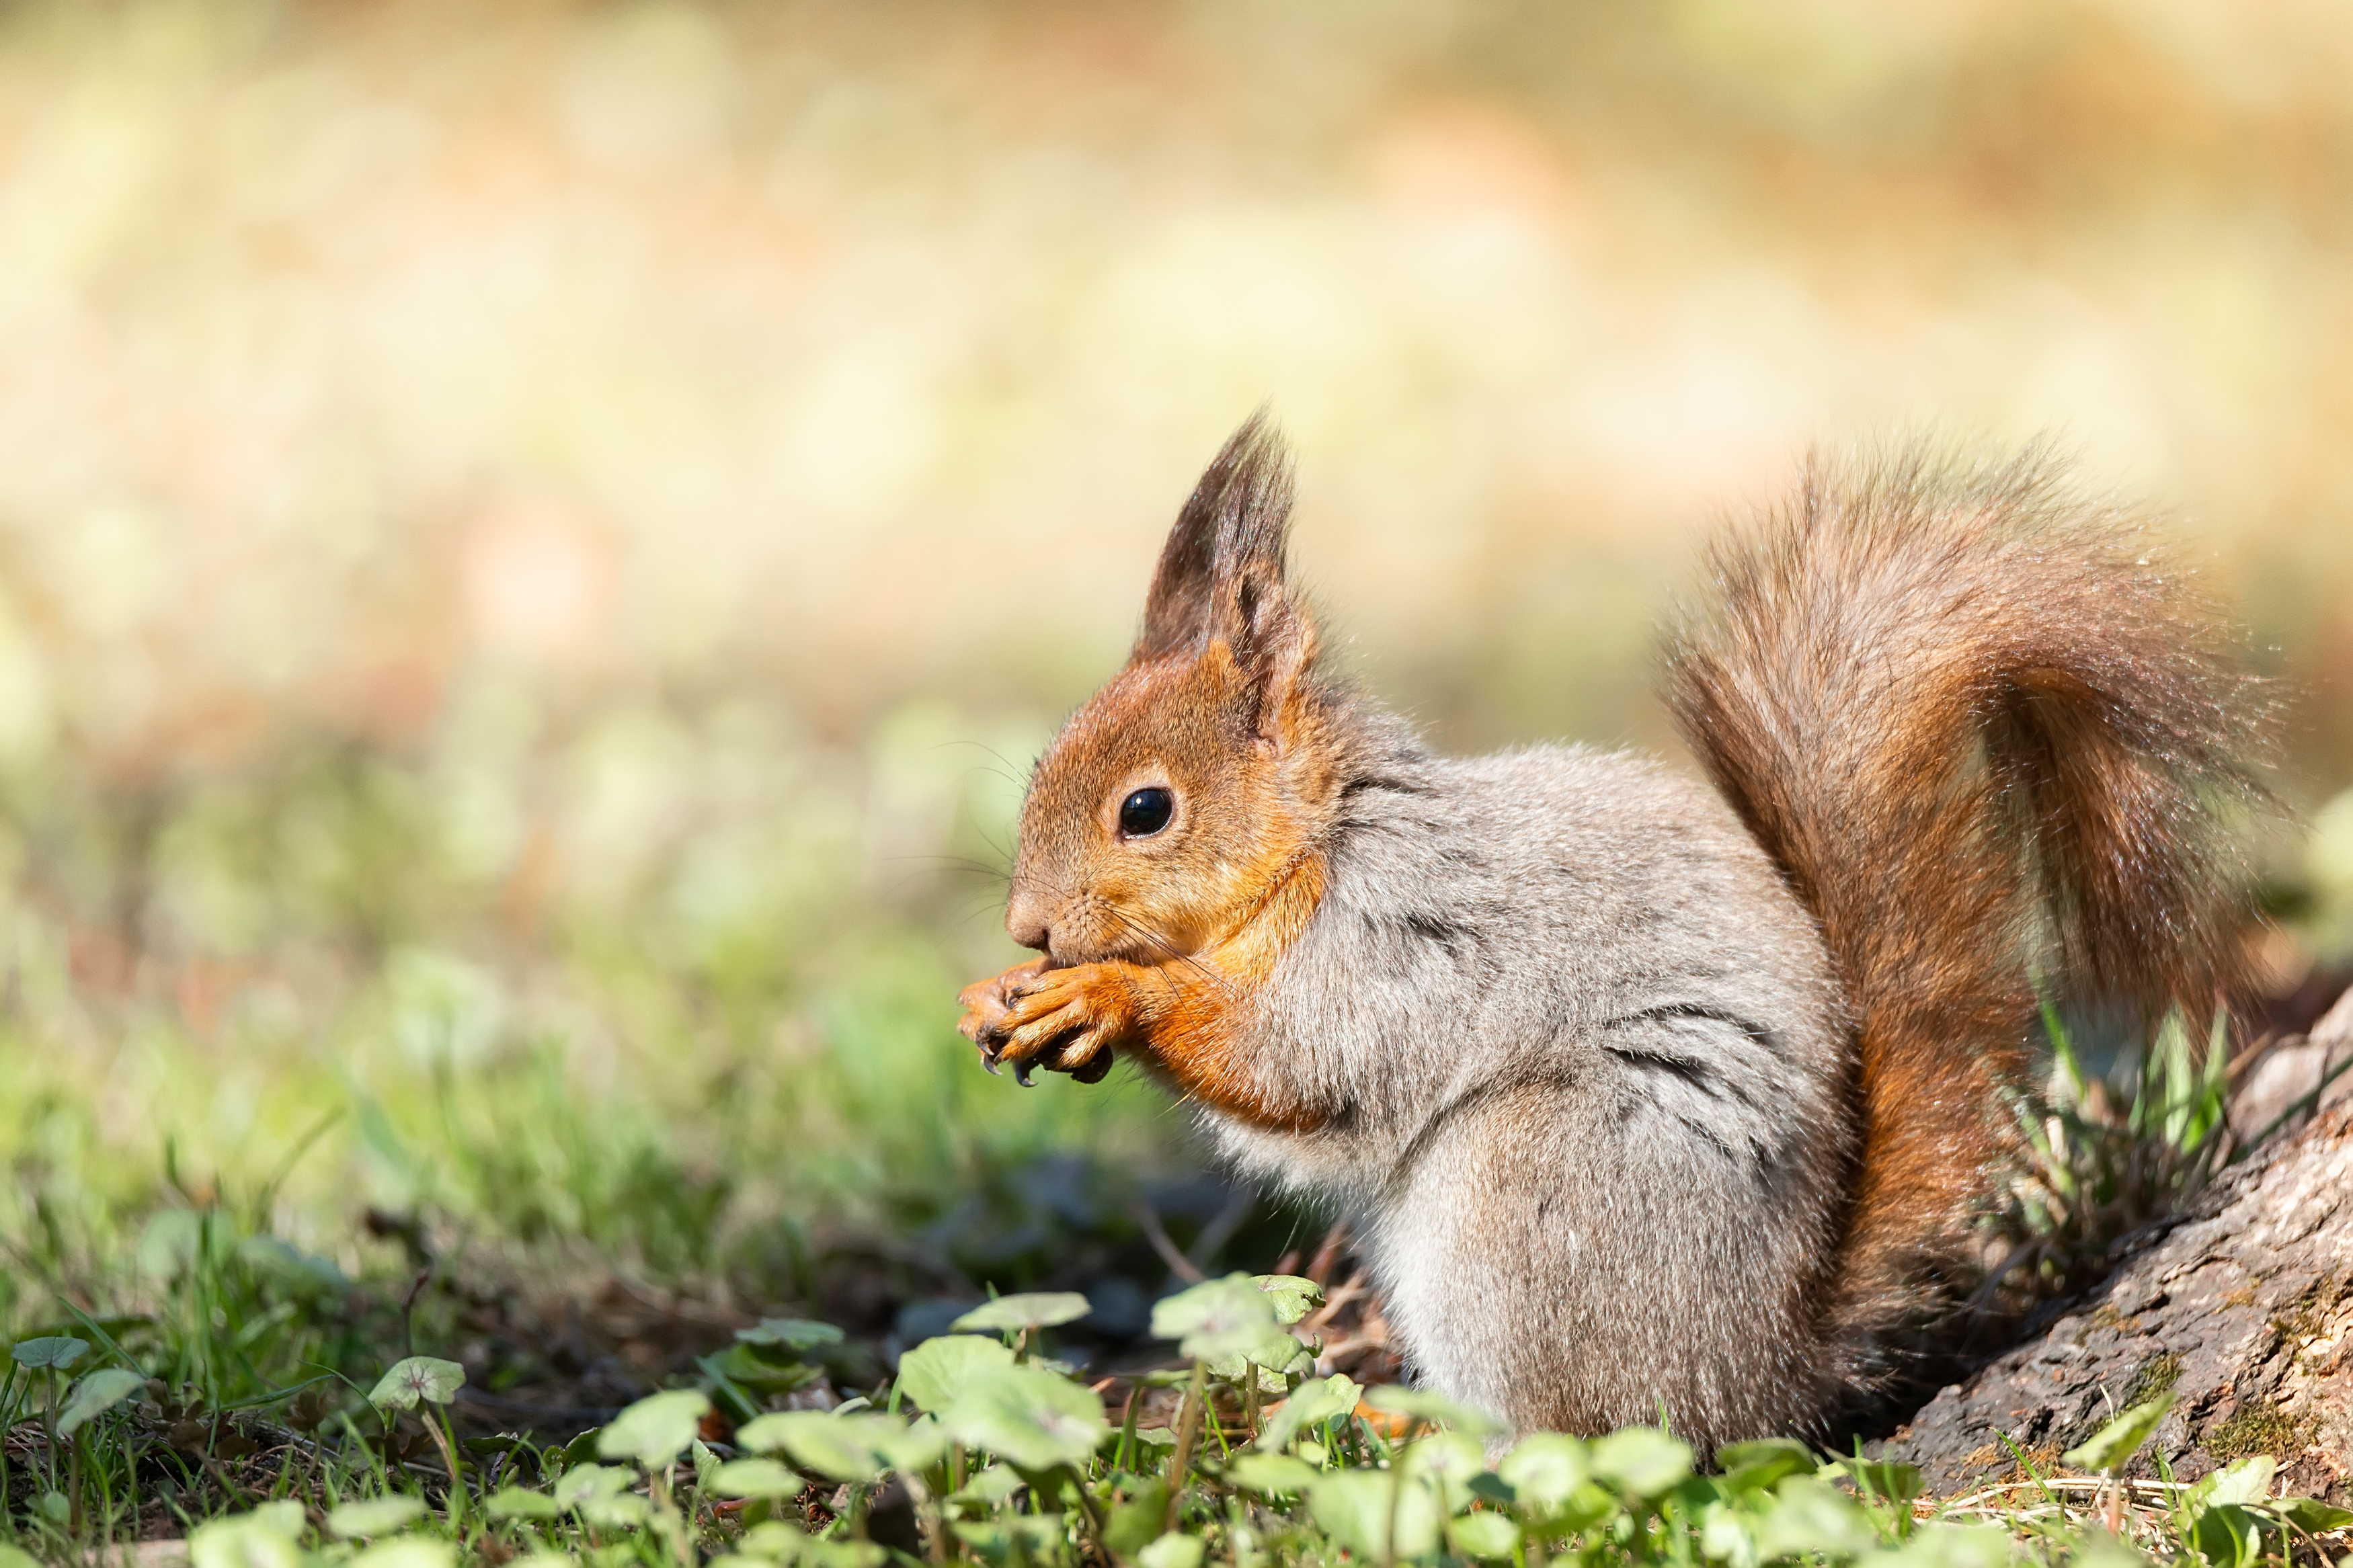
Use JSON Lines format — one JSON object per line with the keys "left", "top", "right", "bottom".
{"left": 1007, "top": 415, "right": 1347, "bottom": 966}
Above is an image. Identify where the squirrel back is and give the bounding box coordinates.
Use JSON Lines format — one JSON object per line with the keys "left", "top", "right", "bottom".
{"left": 1665, "top": 446, "right": 2272, "bottom": 1370}
{"left": 960, "top": 423, "right": 2274, "bottom": 1444}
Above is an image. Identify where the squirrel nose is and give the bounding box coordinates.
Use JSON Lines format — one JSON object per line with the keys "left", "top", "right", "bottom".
{"left": 1005, "top": 889, "right": 1051, "bottom": 952}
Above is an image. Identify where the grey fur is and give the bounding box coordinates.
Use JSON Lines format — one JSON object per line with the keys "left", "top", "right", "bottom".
{"left": 1197, "top": 735, "right": 1856, "bottom": 1446}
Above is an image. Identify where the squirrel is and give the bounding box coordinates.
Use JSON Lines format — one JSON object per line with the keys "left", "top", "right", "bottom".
{"left": 956, "top": 413, "right": 2272, "bottom": 1448}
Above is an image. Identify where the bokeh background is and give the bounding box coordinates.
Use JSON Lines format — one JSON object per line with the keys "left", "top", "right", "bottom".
{"left": 3, "top": 0, "right": 2351, "bottom": 1328}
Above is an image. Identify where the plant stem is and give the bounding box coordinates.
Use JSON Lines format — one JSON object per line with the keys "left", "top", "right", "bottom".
{"left": 1059, "top": 1463, "right": 1106, "bottom": 1541}
{"left": 42, "top": 1368, "right": 58, "bottom": 1493}
{"left": 1166, "top": 1361, "right": 1207, "bottom": 1531}
{"left": 424, "top": 1406, "right": 465, "bottom": 1525}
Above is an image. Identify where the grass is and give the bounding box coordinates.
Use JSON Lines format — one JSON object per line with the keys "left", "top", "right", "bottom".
{"left": 0, "top": 630, "right": 2335, "bottom": 1568}
{"left": 3, "top": 1262, "right": 2346, "bottom": 1568}
{"left": 0, "top": 717, "right": 2338, "bottom": 1565}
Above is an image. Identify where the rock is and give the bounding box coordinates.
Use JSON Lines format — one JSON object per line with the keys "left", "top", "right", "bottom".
{"left": 2228, "top": 988, "right": 2353, "bottom": 1145}
{"left": 1882, "top": 1017, "right": 2353, "bottom": 1501}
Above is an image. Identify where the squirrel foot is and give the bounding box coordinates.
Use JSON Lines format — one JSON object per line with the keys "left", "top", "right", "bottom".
{"left": 957, "top": 959, "right": 1137, "bottom": 1085}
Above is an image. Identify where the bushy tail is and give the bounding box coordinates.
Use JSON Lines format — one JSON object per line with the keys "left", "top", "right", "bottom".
{"left": 1665, "top": 444, "right": 2274, "bottom": 1368}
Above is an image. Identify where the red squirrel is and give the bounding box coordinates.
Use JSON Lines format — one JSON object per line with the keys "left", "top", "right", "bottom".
{"left": 957, "top": 415, "right": 2270, "bottom": 1446}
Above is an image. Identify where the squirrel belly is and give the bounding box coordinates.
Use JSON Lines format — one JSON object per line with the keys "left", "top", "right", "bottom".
{"left": 960, "top": 420, "right": 2272, "bottom": 1452}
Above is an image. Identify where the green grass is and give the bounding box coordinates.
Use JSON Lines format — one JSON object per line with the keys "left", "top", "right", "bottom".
{"left": 5, "top": 1266, "right": 2345, "bottom": 1568}
{"left": 0, "top": 684, "right": 2340, "bottom": 1564}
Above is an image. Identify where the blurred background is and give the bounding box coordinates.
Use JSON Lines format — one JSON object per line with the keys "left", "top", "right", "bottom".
{"left": 1, "top": 0, "right": 2350, "bottom": 1342}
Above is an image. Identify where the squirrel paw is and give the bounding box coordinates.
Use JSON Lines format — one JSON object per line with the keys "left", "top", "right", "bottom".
{"left": 956, "top": 959, "right": 1044, "bottom": 1075}
{"left": 957, "top": 960, "right": 1133, "bottom": 1084}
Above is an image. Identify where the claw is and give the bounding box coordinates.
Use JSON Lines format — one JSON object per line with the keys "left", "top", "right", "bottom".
{"left": 1014, "top": 1061, "right": 1037, "bottom": 1087}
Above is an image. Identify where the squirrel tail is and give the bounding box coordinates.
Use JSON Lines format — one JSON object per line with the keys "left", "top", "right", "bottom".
{"left": 1664, "top": 444, "right": 2275, "bottom": 1388}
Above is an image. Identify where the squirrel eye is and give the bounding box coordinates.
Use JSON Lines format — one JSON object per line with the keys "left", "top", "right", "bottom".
{"left": 1118, "top": 787, "right": 1174, "bottom": 839}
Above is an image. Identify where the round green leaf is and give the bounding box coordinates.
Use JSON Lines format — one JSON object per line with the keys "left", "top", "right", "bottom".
{"left": 553, "top": 1464, "right": 632, "bottom": 1508}
{"left": 2062, "top": 1391, "right": 2176, "bottom": 1473}
{"left": 1402, "top": 1430, "right": 1488, "bottom": 1487}
{"left": 1252, "top": 1274, "right": 1325, "bottom": 1325}
{"left": 1716, "top": 1438, "right": 1815, "bottom": 1495}
{"left": 1137, "top": 1534, "right": 1205, "bottom": 1568}
{"left": 1499, "top": 1433, "right": 1592, "bottom": 1509}
{"left": 349, "top": 1543, "right": 455, "bottom": 1568}
{"left": 951, "top": 1292, "right": 1093, "bottom": 1333}
{"left": 2188, "top": 1503, "right": 2264, "bottom": 1568}
{"left": 943, "top": 1364, "right": 1109, "bottom": 1471}
{"left": 1257, "top": 1372, "right": 1362, "bottom": 1453}
{"left": 874, "top": 1415, "right": 949, "bottom": 1473}
{"left": 1591, "top": 1427, "right": 1693, "bottom": 1498}
{"left": 58, "top": 1367, "right": 147, "bottom": 1436}
{"left": 1755, "top": 1477, "right": 1876, "bottom": 1560}
{"left": 895, "top": 1333, "right": 1015, "bottom": 1411}
{"left": 1895, "top": 1524, "right": 2015, "bottom": 1568}
{"left": 597, "top": 1387, "right": 711, "bottom": 1470}
{"left": 1150, "top": 1273, "right": 1281, "bottom": 1362}
{"left": 328, "top": 1496, "right": 430, "bottom": 1539}
{"left": 11, "top": 1335, "right": 88, "bottom": 1371}
{"left": 737, "top": 1318, "right": 846, "bottom": 1352}
{"left": 709, "top": 1458, "right": 806, "bottom": 1499}
{"left": 1449, "top": 1512, "right": 1521, "bottom": 1559}
{"left": 736, "top": 1410, "right": 903, "bottom": 1483}
{"left": 1701, "top": 1505, "right": 1755, "bottom": 1563}
{"left": 367, "top": 1356, "right": 466, "bottom": 1410}
{"left": 486, "top": 1487, "right": 563, "bottom": 1520}
{"left": 189, "top": 1501, "right": 307, "bottom": 1568}
{"left": 2282, "top": 1499, "right": 2353, "bottom": 1535}
{"left": 237, "top": 1236, "right": 349, "bottom": 1298}
{"left": 581, "top": 1493, "right": 654, "bottom": 1528}
{"left": 1222, "top": 1452, "right": 1321, "bottom": 1496}
{"left": 2200, "top": 1454, "right": 2277, "bottom": 1508}
{"left": 1308, "top": 1469, "right": 1441, "bottom": 1560}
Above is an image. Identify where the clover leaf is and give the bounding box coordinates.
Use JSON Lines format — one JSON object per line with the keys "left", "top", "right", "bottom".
{"left": 58, "top": 1368, "right": 146, "bottom": 1436}
{"left": 942, "top": 1364, "right": 1109, "bottom": 1471}
{"left": 366, "top": 1356, "right": 465, "bottom": 1411}
{"left": 597, "top": 1388, "right": 711, "bottom": 1471}
{"left": 327, "top": 1496, "right": 429, "bottom": 1539}
{"left": 11, "top": 1336, "right": 87, "bottom": 1372}
{"left": 1150, "top": 1274, "right": 1281, "bottom": 1362}
{"left": 895, "top": 1333, "right": 1015, "bottom": 1412}
{"left": 952, "top": 1292, "right": 1092, "bottom": 1333}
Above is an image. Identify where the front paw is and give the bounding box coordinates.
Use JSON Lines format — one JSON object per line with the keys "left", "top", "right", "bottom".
{"left": 958, "top": 958, "right": 1050, "bottom": 1073}
{"left": 987, "top": 962, "right": 1137, "bottom": 1086}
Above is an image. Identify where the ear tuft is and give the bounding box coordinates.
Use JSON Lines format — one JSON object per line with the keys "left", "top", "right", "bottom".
{"left": 1136, "top": 409, "right": 1293, "bottom": 661}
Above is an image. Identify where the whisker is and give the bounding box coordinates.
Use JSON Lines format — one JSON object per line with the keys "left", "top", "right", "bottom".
{"left": 953, "top": 897, "right": 1014, "bottom": 929}
{"left": 1098, "top": 905, "right": 1230, "bottom": 997}
{"left": 885, "top": 854, "right": 1014, "bottom": 884}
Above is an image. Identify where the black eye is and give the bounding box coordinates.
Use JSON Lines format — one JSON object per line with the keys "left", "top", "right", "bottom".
{"left": 1118, "top": 788, "right": 1174, "bottom": 838}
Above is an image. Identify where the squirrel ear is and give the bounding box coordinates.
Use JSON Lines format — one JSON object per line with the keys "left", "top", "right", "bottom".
{"left": 1137, "top": 410, "right": 1289, "bottom": 663}
{"left": 1201, "top": 415, "right": 1317, "bottom": 742}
